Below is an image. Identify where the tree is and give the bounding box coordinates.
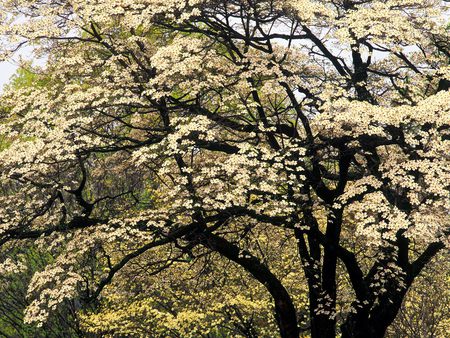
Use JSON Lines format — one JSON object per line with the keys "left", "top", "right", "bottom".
{"left": 0, "top": 0, "right": 448, "bottom": 337}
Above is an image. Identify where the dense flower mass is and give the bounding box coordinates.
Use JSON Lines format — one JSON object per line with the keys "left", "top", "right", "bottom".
{"left": 0, "top": 0, "right": 448, "bottom": 337}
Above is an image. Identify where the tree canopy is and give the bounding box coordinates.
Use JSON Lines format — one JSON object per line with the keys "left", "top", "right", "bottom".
{"left": 0, "top": 1, "right": 448, "bottom": 337}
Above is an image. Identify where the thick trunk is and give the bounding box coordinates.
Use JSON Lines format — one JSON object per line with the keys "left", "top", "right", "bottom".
{"left": 294, "top": 208, "right": 339, "bottom": 338}
{"left": 341, "top": 313, "right": 376, "bottom": 338}
{"left": 341, "top": 287, "right": 407, "bottom": 338}
{"left": 311, "top": 315, "right": 336, "bottom": 338}
{"left": 307, "top": 284, "right": 335, "bottom": 338}
{"left": 341, "top": 311, "right": 399, "bottom": 338}
{"left": 311, "top": 208, "right": 341, "bottom": 338}
{"left": 341, "top": 240, "right": 444, "bottom": 338}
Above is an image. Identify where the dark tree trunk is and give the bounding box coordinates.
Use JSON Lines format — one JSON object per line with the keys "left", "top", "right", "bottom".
{"left": 341, "top": 312, "right": 373, "bottom": 338}
{"left": 311, "top": 315, "right": 336, "bottom": 338}
{"left": 306, "top": 275, "right": 336, "bottom": 338}
{"left": 341, "top": 290, "right": 406, "bottom": 338}
{"left": 341, "top": 240, "right": 444, "bottom": 338}
{"left": 294, "top": 209, "right": 340, "bottom": 338}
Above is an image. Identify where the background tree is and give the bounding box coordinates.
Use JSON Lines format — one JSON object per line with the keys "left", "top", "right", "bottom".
{"left": 80, "top": 227, "right": 310, "bottom": 337}
{"left": 0, "top": 1, "right": 448, "bottom": 337}
{"left": 388, "top": 253, "right": 450, "bottom": 338}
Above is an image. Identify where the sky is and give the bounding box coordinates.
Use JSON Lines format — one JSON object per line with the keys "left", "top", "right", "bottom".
{"left": 0, "top": 44, "right": 43, "bottom": 92}
{"left": 0, "top": 60, "right": 18, "bottom": 91}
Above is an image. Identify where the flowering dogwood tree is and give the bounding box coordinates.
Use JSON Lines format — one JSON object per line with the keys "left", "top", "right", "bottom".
{"left": 0, "top": 0, "right": 449, "bottom": 337}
